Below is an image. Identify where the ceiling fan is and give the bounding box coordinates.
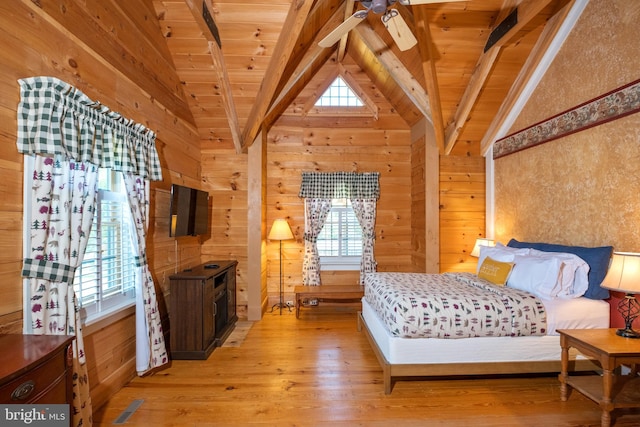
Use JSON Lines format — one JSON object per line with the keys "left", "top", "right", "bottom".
{"left": 319, "top": 0, "right": 467, "bottom": 52}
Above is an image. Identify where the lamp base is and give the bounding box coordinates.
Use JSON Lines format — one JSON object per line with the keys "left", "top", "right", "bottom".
{"left": 616, "top": 327, "right": 640, "bottom": 338}
{"left": 269, "top": 302, "right": 292, "bottom": 313}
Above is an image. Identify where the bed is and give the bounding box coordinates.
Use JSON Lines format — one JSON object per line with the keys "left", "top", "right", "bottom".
{"left": 358, "top": 240, "right": 614, "bottom": 393}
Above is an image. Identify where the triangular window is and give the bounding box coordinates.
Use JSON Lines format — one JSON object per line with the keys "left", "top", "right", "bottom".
{"left": 314, "top": 77, "right": 363, "bottom": 107}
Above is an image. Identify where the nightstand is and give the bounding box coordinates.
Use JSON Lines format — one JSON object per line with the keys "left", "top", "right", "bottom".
{"left": 558, "top": 328, "right": 640, "bottom": 427}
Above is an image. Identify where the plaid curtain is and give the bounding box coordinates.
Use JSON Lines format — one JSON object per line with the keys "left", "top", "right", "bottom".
{"left": 299, "top": 171, "right": 380, "bottom": 199}
{"left": 299, "top": 172, "right": 379, "bottom": 285}
{"left": 17, "top": 76, "right": 166, "bottom": 427}
{"left": 17, "top": 76, "right": 162, "bottom": 180}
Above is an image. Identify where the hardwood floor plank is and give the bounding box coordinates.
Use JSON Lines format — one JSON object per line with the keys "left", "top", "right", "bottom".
{"left": 94, "top": 310, "right": 640, "bottom": 426}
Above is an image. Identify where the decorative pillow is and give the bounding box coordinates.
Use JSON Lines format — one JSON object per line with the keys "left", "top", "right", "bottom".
{"left": 507, "top": 239, "right": 613, "bottom": 300}
{"left": 477, "top": 245, "right": 530, "bottom": 274}
{"left": 478, "top": 256, "right": 514, "bottom": 286}
{"left": 507, "top": 255, "right": 564, "bottom": 298}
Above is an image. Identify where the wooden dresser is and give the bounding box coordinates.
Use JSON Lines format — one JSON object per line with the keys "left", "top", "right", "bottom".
{"left": 0, "top": 334, "right": 73, "bottom": 404}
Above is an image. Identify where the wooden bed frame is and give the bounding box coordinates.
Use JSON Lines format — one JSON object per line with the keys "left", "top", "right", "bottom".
{"left": 357, "top": 311, "right": 601, "bottom": 394}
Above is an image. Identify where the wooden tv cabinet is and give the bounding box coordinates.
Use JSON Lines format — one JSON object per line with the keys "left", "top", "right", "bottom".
{"left": 169, "top": 260, "right": 238, "bottom": 360}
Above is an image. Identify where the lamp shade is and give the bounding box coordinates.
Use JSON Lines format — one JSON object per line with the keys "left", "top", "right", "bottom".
{"left": 471, "top": 238, "right": 496, "bottom": 257}
{"left": 600, "top": 252, "right": 640, "bottom": 294}
{"left": 268, "top": 219, "right": 294, "bottom": 241}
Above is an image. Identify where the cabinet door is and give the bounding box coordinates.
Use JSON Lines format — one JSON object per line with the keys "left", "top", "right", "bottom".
{"left": 202, "top": 278, "right": 215, "bottom": 349}
{"left": 227, "top": 268, "right": 236, "bottom": 321}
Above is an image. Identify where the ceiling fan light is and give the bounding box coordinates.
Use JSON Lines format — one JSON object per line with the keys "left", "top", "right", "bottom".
{"left": 371, "top": 0, "right": 388, "bottom": 14}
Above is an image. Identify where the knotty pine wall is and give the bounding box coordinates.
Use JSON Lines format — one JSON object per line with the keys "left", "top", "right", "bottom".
{"left": 265, "top": 124, "right": 413, "bottom": 301}
{"left": 0, "top": 0, "right": 203, "bottom": 410}
{"left": 200, "top": 148, "right": 250, "bottom": 319}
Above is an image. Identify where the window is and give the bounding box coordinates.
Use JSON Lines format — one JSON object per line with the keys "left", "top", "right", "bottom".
{"left": 317, "top": 199, "right": 362, "bottom": 270}
{"left": 73, "top": 169, "right": 136, "bottom": 322}
{"left": 315, "top": 77, "right": 364, "bottom": 107}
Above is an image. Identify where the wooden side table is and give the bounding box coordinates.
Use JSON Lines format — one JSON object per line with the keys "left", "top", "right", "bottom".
{"left": 294, "top": 285, "right": 364, "bottom": 318}
{"left": 558, "top": 328, "right": 640, "bottom": 427}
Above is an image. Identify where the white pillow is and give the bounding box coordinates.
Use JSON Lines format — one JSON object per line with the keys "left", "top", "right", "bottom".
{"left": 477, "top": 245, "right": 530, "bottom": 274}
{"left": 527, "top": 249, "right": 590, "bottom": 298}
{"left": 507, "top": 255, "right": 564, "bottom": 298}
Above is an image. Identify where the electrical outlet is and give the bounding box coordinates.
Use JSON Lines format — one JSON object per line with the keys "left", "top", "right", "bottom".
{"left": 286, "top": 300, "right": 294, "bottom": 307}
{"left": 309, "top": 298, "right": 318, "bottom": 306}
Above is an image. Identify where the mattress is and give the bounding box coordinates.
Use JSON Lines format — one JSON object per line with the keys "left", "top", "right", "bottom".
{"left": 361, "top": 297, "right": 610, "bottom": 365}
{"left": 364, "top": 272, "right": 548, "bottom": 338}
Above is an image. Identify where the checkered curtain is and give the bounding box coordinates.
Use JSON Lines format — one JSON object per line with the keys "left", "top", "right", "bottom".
{"left": 17, "top": 76, "right": 165, "bottom": 427}
{"left": 298, "top": 171, "right": 380, "bottom": 199}
{"left": 299, "top": 172, "right": 379, "bottom": 285}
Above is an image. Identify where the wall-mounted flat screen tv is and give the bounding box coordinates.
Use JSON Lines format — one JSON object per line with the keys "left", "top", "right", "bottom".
{"left": 169, "top": 184, "right": 209, "bottom": 237}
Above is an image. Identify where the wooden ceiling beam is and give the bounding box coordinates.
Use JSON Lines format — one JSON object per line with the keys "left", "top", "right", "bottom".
{"left": 414, "top": 5, "right": 445, "bottom": 153}
{"left": 184, "top": 0, "right": 242, "bottom": 152}
{"left": 272, "top": 0, "right": 344, "bottom": 105}
{"left": 480, "top": 0, "right": 577, "bottom": 155}
{"left": 240, "top": 0, "right": 315, "bottom": 152}
{"left": 264, "top": 4, "right": 348, "bottom": 129}
{"left": 264, "top": 47, "right": 336, "bottom": 128}
{"left": 337, "top": 0, "right": 355, "bottom": 62}
{"left": 444, "top": 0, "right": 559, "bottom": 155}
{"left": 354, "top": 23, "right": 432, "bottom": 121}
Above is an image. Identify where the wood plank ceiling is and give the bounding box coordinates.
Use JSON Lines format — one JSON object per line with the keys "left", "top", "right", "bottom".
{"left": 152, "top": 0, "right": 574, "bottom": 156}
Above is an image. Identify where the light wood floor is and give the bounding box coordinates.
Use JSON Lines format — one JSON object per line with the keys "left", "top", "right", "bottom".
{"left": 94, "top": 308, "right": 640, "bottom": 426}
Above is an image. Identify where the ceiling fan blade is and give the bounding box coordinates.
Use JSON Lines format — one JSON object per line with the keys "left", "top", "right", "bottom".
{"left": 397, "top": 0, "right": 468, "bottom": 5}
{"left": 382, "top": 10, "right": 417, "bottom": 51}
{"left": 319, "top": 10, "right": 369, "bottom": 48}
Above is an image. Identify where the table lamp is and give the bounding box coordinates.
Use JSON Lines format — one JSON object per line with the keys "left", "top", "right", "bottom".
{"left": 600, "top": 252, "right": 640, "bottom": 338}
{"left": 471, "top": 238, "right": 496, "bottom": 257}
{"left": 268, "top": 219, "right": 294, "bottom": 314}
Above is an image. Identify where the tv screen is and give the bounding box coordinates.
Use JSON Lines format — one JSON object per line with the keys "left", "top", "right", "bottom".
{"left": 170, "top": 184, "right": 209, "bottom": 237}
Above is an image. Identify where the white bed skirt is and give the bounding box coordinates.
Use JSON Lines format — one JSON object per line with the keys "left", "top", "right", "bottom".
{"left": 361, "top": 297, "right": 610, "bottom": 365}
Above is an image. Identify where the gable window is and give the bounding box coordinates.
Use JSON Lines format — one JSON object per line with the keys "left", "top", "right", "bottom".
{"left": 315, "top": 76, "right": 364, "bottom": 107}
{"left": 73, "top": 169, "right": 136, "bottom": 322}
{"left": 316, "top": 199, "right": 362, "bottom": 270}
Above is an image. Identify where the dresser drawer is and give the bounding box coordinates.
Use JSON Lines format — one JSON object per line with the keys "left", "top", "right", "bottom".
{"left": 0, "top": 347, "right": 68, "bottom": 403}
{"left": 0, "top": 335, "right": 73, "bottom": 405}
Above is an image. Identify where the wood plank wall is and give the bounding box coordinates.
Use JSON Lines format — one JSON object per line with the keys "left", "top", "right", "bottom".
{"left": 200, "top": 149, "right": 250, "bottom": 319}
{"left": 264, "top": 122, "right": 413, "bottom": 302}
{"left": 0, "top": 0, "right": 203, "bottom": 410}
{"left": 440, "top": 154, "right": 486, "bottom": 273}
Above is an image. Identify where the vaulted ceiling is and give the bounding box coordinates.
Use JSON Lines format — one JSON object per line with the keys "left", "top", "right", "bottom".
{"left": 151, "top": 0, "right": 576, "bottom": 156}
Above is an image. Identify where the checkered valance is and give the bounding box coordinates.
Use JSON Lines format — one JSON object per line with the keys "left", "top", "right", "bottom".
{"left": 16, "top": 76, "right": 162, "bottom": 181}
{"left": 299, "top": 172, "right": 380, "bottom": 199}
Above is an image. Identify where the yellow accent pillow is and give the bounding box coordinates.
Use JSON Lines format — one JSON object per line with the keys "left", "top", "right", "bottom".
{"left": 478, "top": 256, "right": 514, "bottom": 286}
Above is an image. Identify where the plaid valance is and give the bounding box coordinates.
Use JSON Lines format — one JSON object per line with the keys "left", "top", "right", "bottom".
{"left": 16, "top": 76, "right": 162, "bottom": 181}
{"left": 299, "top": 171, "right": 380, "bottom": 199}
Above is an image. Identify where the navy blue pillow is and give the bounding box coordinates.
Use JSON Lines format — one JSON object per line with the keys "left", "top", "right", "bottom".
{"left": 507, "top": 239, "right": 613, "bottom": 300}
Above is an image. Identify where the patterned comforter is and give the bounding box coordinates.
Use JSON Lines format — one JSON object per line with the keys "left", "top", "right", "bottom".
{"left": 364, "top": 272, "right": 547, "bottom": 338}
